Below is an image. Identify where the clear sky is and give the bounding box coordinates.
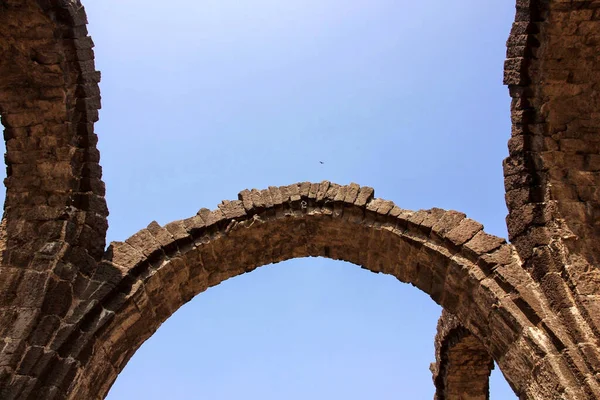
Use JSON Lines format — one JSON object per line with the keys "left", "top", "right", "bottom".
{"left": 78, "top": 1, "right": 517, "bottom": 398}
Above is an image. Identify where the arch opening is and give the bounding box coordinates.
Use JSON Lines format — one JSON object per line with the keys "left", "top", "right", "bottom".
{"left": 108, "top": 257, "right": 444, "bottom": 399}
{"left": 105, "top": 257, "right": 518, "bottom": 399}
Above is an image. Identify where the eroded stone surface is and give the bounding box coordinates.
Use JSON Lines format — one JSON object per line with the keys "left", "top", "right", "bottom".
{"left": 0, "top": 1, "right": 107, "bottom": 398}
{"left": 0, "top": 0, "right": 599, "bottom": 399}
{"left": 501, "top": 2, "right": 600, "bottom": 398}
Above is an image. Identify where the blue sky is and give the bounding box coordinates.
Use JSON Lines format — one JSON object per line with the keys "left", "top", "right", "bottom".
{"left": 78, "top": 1, "right": 517, "bottom": 398}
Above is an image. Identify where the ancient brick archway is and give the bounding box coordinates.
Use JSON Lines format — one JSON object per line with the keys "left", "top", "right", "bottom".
{"left": 1, "top": 0, "right": 600, "bottom": 399}
{"left": 29, "top": 183, "right": 597, "bottom": 399}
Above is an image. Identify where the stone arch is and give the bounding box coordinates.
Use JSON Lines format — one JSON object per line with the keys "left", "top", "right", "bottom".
{"left": 0, "top": 0, "right": 599, "bottom": 398}
{"left": 17, "top": 182, "right": 593, "bottom": 399}
{"left": 431, "top": 311, "right": 496, "bottom": 400}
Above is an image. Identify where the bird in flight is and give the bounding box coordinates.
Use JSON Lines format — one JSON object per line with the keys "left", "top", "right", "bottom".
{"left": 319, "top": 161, "right": 324, "bottom": 164}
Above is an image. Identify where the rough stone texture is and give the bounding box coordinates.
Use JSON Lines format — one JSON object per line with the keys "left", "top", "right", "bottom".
{"left": 0, "top": 1, "right": 107, "bottom": 399}
{"left": 499, "top": 1, "right": 600, "bottom": 398}
{"left": 431, "top": 311, "right": 496, "bottom": 400}
{"left": 0, "top": 0, "right": 599, "bottom": 399}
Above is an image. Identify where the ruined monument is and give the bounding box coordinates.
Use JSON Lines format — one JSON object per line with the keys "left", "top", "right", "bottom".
{"left": 0, "top": 0, "right": 599, "bottom": 398}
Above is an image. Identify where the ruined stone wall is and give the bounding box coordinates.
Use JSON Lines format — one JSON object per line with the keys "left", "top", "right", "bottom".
{"left": 431, "top": 2, "right": 600, "bottom": 397}
{"left": 0, "top": 1, "right": 107, "bottom": 397}
{"left": 503, "top": 0, "right": 600, "bottom": 388}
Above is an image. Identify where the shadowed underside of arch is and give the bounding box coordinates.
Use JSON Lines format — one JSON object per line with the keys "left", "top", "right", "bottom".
{"left": 11, "top": 182, "right": 592, "bottom": 400}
